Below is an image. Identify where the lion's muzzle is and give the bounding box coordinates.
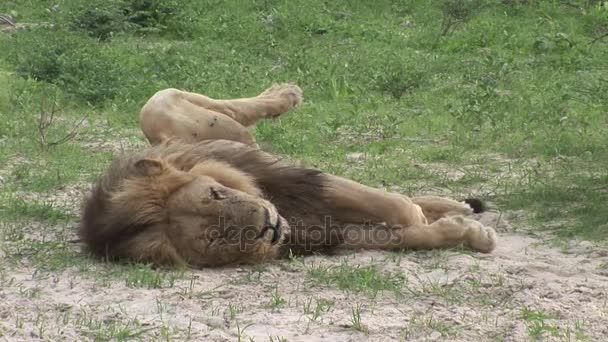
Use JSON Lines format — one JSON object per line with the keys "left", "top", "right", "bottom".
{"left": 259, "top": 207, "right": 283, "bottom": 244}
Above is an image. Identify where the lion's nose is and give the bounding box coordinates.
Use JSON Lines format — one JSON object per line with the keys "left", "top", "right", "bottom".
{"left": 262, "top": 207, "right": 282, "bottom": 244}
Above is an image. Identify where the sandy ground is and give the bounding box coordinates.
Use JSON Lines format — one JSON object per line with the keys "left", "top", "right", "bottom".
{"left": 1, "top": 210, "right": 607, "bottom": 342}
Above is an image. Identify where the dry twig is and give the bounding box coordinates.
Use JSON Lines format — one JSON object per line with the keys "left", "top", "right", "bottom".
{"left": 36, "top": 92, "right": 88, "bottom": 151}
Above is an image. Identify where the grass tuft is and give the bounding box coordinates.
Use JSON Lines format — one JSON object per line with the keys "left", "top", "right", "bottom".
{"left": 307, "top": 260, "right": 405, "bottom": 296}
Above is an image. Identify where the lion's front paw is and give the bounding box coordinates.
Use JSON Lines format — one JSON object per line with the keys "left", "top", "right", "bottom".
{"left": 463, "top": 218, "right": 497, "bottom": 253}
{"left": 260, "top": 83, "right": 303, "bottom": 116}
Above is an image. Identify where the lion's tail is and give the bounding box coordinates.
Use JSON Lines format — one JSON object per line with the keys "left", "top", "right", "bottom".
{"left": 463, "top": 198, "right": 486, "bottom": 213}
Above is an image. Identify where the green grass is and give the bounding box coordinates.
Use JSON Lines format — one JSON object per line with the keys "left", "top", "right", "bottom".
{"left": 72, "top": 310, "right": 154, "bottom": 341}
{"left": 266, "top": 285, "right": 287, "bottom": 311}
{"left": 302, "top": 297, "right": 334, "bottom": 321}
{"left": 307, "top": 260, "right": 405, "bottom": 296}
{"left": 0, "top": 198, "right": 72, "bottom": 223}
{"left": 349, "top": 303, "right": 368, "bottom": 333}
{"left": 520, "top": 307, "right": 562, "bottom": 340}
{"left": 400, "top": 311, "right": 459, "bottom": 340}
{"left": 122, "top": 264, "right": 187, "bottom": 289}
{"left": 0, "top": 0, "right": 607, "bottom": 267}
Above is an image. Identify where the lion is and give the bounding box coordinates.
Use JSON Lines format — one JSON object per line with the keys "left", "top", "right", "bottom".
{"left": 79, "top": 84, "right": 496, "bottom": 267}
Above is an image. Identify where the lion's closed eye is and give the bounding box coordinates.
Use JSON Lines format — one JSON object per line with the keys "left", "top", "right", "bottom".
{"left": 209, "top": 187, "right": 226, "bottom": 200}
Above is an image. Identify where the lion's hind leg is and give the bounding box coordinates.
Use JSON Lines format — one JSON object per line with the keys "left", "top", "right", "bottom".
{"left": 140, "top": 88, "right": 258, "bottom": 146}
{"left": 179, "top": 83, "right": 302, "bottom": 127}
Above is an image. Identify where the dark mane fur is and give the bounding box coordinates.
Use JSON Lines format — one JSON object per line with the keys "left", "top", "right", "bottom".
{"left": 79, "top": 139, "right": 339, "bottom": 259}
{"left": 79, "top": 152, "right": 157, "bottom": 259}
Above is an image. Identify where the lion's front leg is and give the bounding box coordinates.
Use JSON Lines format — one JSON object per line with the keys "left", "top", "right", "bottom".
{"left": 397, "top": 216, "right": 497, "bottom": 253}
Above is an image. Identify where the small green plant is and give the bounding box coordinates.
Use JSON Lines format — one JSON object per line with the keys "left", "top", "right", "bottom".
{"left": 520, "top": 307, "right": 560, "bottom": 340}
{"left": 232, "top": 266, "right": 265, "bottom": 284}
{"left": 425, "top": 313, "right": 456, "bottom": 338}
{"left": 349, "top": 304, "right": 368, "bottom": 333}
{"left": 440, "top": 0, "right": 482, "bottom": 36}
{"left": 235, "top": 321, "right": 254, "bottom": 342}
{"left": 302, "top": 298, "right": 334, "bottom": 321}
{"left": 18, "top": 286, "right": 41, "bottom": 298}
{"left": 267, "top": 286, "right": 286, "bottom": 311}
{"left": 373, "top": 56, "right": 424, "bottom": 99}
{"left": 401, "top": 312, "right": 457, "bottom": 339}
{"left": 227, "top": 303, "right": 242, "bottom": 321}
{"left": 155, "top": 298, "right": 166, "bottom": 319}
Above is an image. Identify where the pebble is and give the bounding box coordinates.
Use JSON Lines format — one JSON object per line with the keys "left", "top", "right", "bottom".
{"left": 346, "top": 152, "right": 365, "bottom": 162}
{"left": 200, "top": 316, "right": 225, "bottom": 329}
{"left": 429, "top": 331, "right": 442, "bottom": 340}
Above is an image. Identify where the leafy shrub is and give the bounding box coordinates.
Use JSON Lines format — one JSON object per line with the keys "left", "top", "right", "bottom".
{"left": 7, "top": 31, "right": 84, "bottom": 83}
{"left": 70, "top": 0, "right": 181, "bottom": 40}
{"left": 582, "top": 2, "right": 608, "bottom": 40}
{"left": 441, "top": 0, "right": 483, "bottom": 36}
{"left": 374, "top": 67, "right": 423, "bottom": 100}
{"left": 57, "top": 46, "right": 124, "bottom": 104}
{"left": 124, "top": 0, "right": 179, "bottom": 34}
{"left": 369, "top": 53, "right": 425, "bottom": 100}
{"left": 7, "top": 29, "right": 125, "bottom": 104}
{"left": 71, "top": 5, "right": 132, "bottom": 41}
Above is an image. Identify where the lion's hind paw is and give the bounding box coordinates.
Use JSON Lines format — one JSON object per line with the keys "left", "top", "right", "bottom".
{"left": 260, "top": 83, "right": 303, "bottom": 115}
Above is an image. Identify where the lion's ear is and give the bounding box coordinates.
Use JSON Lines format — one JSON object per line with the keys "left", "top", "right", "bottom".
{"left": 134, "top": 158, "right": 164, "bottom": 176}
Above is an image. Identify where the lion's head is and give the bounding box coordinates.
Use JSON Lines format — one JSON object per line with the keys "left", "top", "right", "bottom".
{"left": 79, "top": 147, "right": 289, "bottom": 267}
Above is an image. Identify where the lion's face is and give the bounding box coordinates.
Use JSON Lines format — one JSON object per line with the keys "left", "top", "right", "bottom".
{"left": 165, "top": 173, "right": 287, "bottom": 266}
{"left": 80, "top": 145, "right": 302, "bottom": 267}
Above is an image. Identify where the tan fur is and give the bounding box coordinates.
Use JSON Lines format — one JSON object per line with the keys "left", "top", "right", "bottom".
{"left": 189, "top": 160, "right": 262, "bottom": 197}
{"left": 139, "top": 84, "right": 302, "bottom": 146}
{"left": 79, "top": 84, "right": 497, "bottom": 268}
{"left": 412, "top": 195, "right": 474, "bottom": 222}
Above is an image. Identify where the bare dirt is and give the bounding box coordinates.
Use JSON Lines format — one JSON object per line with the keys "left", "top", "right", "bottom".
{"left": 1, "top": 210, "right": 607, "bottom": 341}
